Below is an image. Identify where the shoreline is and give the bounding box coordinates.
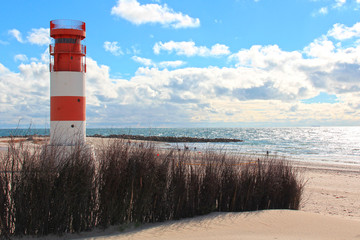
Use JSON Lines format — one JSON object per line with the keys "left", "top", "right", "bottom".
{"left": 0, "top": 134, "right": 243, "bottom": 143}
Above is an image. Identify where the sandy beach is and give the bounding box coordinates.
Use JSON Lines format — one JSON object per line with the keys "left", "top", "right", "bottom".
{"left": 71, "top": 210, "right": 359, "bottom": 240}
{"left": 1, "top": 137, "right": 359, "bottom": 239}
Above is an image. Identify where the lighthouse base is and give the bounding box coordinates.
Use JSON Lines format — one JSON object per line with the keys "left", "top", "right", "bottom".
{"left": 50, "top": 121, "right": 86, "bottom": 146}
{"left": 42, "top": 143, "right": 96, "bottom": 164}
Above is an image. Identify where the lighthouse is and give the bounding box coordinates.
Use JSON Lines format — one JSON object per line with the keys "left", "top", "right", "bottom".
{"left": 49, "top": 20, "right": 86, "bottom": 146}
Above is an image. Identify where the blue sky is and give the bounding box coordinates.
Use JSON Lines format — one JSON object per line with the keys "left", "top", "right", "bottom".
{"left": 1, "top": 0, "right": 360, "bottom": 128}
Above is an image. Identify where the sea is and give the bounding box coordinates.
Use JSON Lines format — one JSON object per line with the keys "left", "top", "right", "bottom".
{"left": 1, "top": 127, "right": 360, "bottom": 166}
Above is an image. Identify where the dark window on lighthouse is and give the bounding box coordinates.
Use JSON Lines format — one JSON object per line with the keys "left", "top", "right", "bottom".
{"left": 55, "top": 38, "right": 77, "bottom": 44}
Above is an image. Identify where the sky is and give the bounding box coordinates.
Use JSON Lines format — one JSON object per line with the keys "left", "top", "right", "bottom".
{"left": 0, "top": 0, "right": 360, "bottom": 128}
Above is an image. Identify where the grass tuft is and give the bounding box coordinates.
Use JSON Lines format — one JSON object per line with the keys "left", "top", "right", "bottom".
{"left": 0, "top": 138, "right": 304, "bottom": 238}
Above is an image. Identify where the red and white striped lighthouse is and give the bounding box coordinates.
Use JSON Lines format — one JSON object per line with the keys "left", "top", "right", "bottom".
{"left": 49, "top": 19, "right": 86, "bottom": 145}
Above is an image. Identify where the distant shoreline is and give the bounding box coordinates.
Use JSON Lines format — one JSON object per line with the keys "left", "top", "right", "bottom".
{"left": 0, "top": 134, "right": 243, "bottom": 143}
{"left": 1, "top": 127, "right": 359, "bottom": 166}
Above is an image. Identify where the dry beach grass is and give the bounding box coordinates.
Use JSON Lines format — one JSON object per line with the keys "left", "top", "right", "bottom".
{"left": 0, "top": 136, "right": 359, "bottom": 239}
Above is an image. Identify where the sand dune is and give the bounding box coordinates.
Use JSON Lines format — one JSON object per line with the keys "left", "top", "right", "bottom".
{"left": 71, "top": 210, "right": 359, "bottom": 240}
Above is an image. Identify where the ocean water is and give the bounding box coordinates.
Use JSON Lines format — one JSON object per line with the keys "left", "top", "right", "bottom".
{"left": 1, "top": 127, "right": 359, "bottom": 166}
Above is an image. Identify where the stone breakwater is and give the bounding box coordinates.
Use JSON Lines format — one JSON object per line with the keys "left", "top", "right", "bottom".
{"left": 0, "top": 134, "right": 243, "bottom": 143}
{"left": 89, "top": 134, "right": 243, "bottom": 143}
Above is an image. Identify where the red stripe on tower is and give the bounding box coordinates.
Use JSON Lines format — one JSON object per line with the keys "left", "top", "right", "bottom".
{"left": 51, "top": 96, "right": 86, "bottom": 121}
{"left": 49, "top": 19, "right": 86, "bottom": 145}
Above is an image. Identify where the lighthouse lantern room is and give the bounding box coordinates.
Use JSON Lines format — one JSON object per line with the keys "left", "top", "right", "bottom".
{"left": 49, "top": 19, "right": 86, "bottom": 145}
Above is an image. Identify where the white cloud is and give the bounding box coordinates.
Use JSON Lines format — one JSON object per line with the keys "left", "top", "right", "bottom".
{"left": 333, "top": 0, "right": 346, "bottom": 8}
{"left": 318, "top": 7, "right": 328, "bottom": 15}
{"left": 111, "top": 0, "right": 200, "bottom": 29}
{"left": 104, "top": 41, "right": 124, "bottom": 56}
{"left": 303, "top": 36, "right": 335, "bottom": 58}
{"left": 86, "top": 58, "right": 120, "bottom": 106}
{"left": 41, "top": 48, "right": 50, "bottom": 64}
{"left": 126, "top": 46, "right": 141, "bottom": 55}
{"left": 327, "top": 22, "right": 360, "bottom": 40}
{"left": 228, "top": 29, "right": 360, "bottom": 105}
{"left": 154, "top": 41, "right": 230, "bottom": 57}
{"left": 8, "top": 29, "right": 24, "bottom": 43}
{"left": 229, "top": 44, "right": 302, "bottom": 68}
{"left": 132, "top": 56, "right": 185, "bottom": 69}
{"left": 158, "top": 60, "right": 185, "bottom": 68}
{"left": 8, "top": 28, "right": 50, "bottom": 45}
{"left": 0, "top": 62, "right": 49, "bottom": 126}
{"left": 14, "top": 54, "right": 28, "bottom": 62}
{"left": 132, "top": 56, "right": 154, "bottom": 66}
{"left": 210, "top": 44, "right": 231, "bottom": 56}
{"left": 314, "top": 0, "right": 359, "bottom": 16}
{"left": 27, "top": 28, "right": 51, "bottom": 45}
